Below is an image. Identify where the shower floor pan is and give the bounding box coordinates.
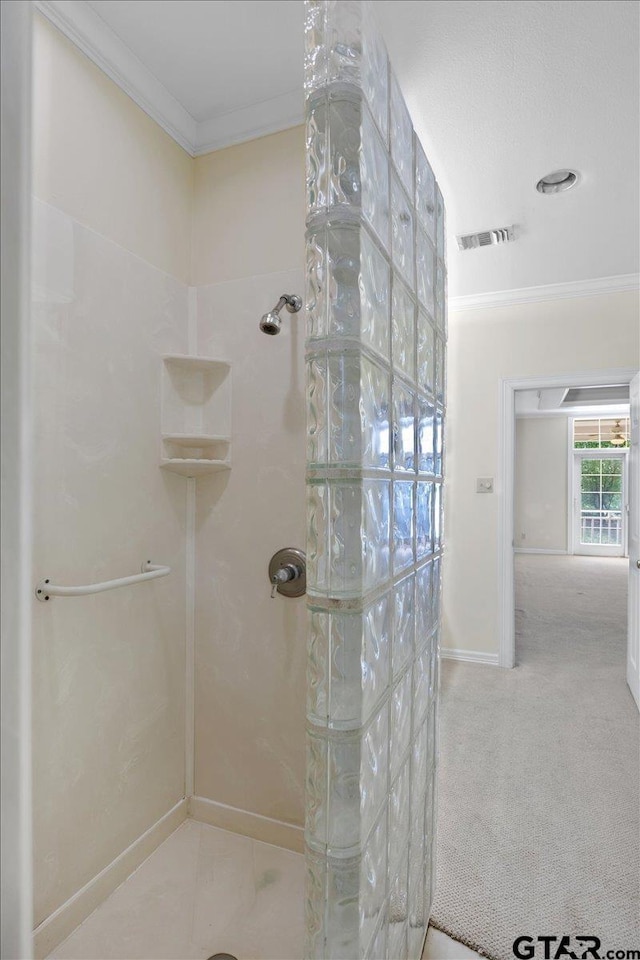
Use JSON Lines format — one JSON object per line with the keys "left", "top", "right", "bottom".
{"left": 47, "top": 819, "right": 304, "bottom": 960}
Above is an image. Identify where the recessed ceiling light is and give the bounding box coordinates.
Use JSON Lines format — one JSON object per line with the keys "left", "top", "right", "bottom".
{"left": 536, "top": 169, "right": 580, "bottom": 194}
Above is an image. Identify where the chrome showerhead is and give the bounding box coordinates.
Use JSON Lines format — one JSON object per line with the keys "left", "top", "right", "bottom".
{"left": 259, "top": 311, "right": 283, "bottom": 335}
{"left": 259, "top": 294, "right": 302, "bottom": 335}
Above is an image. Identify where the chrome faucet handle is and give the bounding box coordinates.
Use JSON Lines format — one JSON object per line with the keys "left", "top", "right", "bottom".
{"left": 268, "top": 549, "right": 307, "bottom": 599}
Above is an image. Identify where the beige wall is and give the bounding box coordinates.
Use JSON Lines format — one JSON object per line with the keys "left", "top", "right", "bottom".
{"left": 193, "top": 131, "right": 307, "bottom": 826}
{"left": 192, "top": 126, "right": 305, "bottom": 286}
{"left": 31, "top": 19, "right": 190, "bottom": 927}
{"left": 515, "top": 417, "right": 569, "bottom": 551}
{"left": 443, "top": 291, "right": 639, "bottom": 657}
{"left": 32, "top": 15, "right": 193, "bottom": 283}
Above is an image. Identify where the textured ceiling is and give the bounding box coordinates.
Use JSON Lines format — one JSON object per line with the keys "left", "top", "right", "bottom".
{"left": 83, "top": 0, "right": 640, "bottom": 298}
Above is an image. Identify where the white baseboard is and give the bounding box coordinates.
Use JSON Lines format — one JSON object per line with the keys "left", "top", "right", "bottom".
{"left": 33, "top": 798, "right": 188, "bottom": 959}
{"left": 441, "top": 648, "right": 499, "bottom": 665}
{"left": 514, "top": 547, "right": 568, "bottom": 555}
{"left": 189, "top": 796, "right": 304, "bottom": 854}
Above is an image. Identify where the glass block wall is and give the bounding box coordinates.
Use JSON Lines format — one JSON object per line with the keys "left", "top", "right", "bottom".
{"left": 303, "top": 2, "right": 447, "bottom": 958}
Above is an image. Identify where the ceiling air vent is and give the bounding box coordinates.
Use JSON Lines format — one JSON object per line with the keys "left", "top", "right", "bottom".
{"left": 457, "top": 225, "right": 516, "bottom": 251}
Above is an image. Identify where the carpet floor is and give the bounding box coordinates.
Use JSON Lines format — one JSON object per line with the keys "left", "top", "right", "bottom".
{"left": 430, "top": 555, "right": 639, "bottom": 960}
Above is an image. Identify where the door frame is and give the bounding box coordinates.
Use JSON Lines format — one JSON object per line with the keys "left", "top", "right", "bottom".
{"left": 570, "top": 445, "right": 629, "bottom": 558}
{"left": 1, "top": 2, "right": 34, "bottom": 957}
{"left": 498, "top": 368, "right": 638, "bottom": 669}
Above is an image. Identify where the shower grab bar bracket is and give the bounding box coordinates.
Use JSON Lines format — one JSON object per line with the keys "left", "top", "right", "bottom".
{"left": 35, "top": 561, "right": 171, "bottom": 601}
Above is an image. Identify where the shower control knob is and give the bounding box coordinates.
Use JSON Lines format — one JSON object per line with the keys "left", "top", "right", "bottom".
{"left": 268, "top": 548, "right": 306, "bottom": 599}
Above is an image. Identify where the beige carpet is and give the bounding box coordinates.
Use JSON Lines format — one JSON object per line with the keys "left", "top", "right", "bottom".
{"left": 430, "top": 555, "right": 640, "bottom": 960}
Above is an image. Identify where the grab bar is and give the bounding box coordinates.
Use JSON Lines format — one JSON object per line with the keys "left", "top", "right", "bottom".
{"left": 35, "top": 561, "right": 171, "bottom": 602}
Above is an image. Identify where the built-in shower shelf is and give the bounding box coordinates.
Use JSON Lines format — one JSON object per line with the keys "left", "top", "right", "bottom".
{"left": 160, "top": 356, "right": 231, "bottom": 478}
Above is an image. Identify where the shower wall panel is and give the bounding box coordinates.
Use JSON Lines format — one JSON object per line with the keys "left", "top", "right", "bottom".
{"left": 303, "top": 3, "right": 447, "bottom": 957}
{"left": 193, "top": 129, "right": 308, "bottom": 828}
{"left": 31, "top": 17, "right": 191, "bottom": 930}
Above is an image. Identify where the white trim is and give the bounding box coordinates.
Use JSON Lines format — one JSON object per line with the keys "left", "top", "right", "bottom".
{"left": 514, "top": 548, "right": 568, "bottom": 555}
{"left": 1, "top": 4, "right": 34, "bottom": 957}
{"left": 440, "top": 648, "right": 499, "bottom": 665}
{"left": 33, "top": 0, "right": 304, "bottom": 157}
{"left": 33, "top": 799, "right": 188, "bottom": 959}
{"left": 188, "top": 796, "right": 304, "bottom": 854}
{"left": 196, "top": 90, "right": 303, "bottom": 156}
{"left": 185, "top": 478, "right": 195, "bottom": 798}
{"left": 35, "top": 0, "right": 197, "bottom": 154}
{"left": 499, "top": 368, "right": 639, "bottom": 670}
{"left": 567, "top": 417, "right": 575, "bottom": 554}
{"left": 450, "top": 273, "right": 640, "bottom": 313}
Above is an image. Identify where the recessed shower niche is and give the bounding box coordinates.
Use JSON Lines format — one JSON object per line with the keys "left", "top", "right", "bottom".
{"left": 160, "top": 354, "right": 231, "bottom": 476}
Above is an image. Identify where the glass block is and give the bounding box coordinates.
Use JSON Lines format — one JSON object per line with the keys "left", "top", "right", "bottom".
{"left": 360, "top": 807, "right": 388, "bottom": 950}
{"left": 361, "top": 7, "right": 389, "bottom": 141}
{"left": 415, "top": 139, "right": 436, "bottom": 244}
{"left": 391, "top": 274, "right": 416, "bottom": 381}
{"left": 435, "top": 259, "right": 446, "bottom": 332}
{"left": 416, "top": 481, "right": 433, "bottom": 559}
{"left": 307, "top": 482, "right": 330, "bottom": 596}
{"left": 433, "top": 482, "right": 443, "bottom": 551}
{"left": 391, "top": 174, "right": 415, "bottom": 290}
{"left": 308, "top": 610, "right": 330, "bottom": 724}
{"left": 362, "top": 593, "right": 392, "bottom": 722}
{"left": 435, "top": 408, "right": 443, "bottom": 477}
{"left": 326, "top": 0, "right": 363, "bottom": 87}
{"left": 389, "top": 756, "right": 411, "bottom": 874}
{"left": 324, "top": 223, "right": 360, "bottom": 339}
{"left": 367, "top": 914, "right": 387, "bottom": 960}
{"left": 392, "top": 381, "right": 415, "bottom": 474}
{"left": 392, "top": 575, "right": 414, "bottom": 679}
{"left": 410, "top": 718, "right": 429, "bottom": 826}
{"left": 326, "top": 856, "right": 360, "bottom": 958}
{"left": 328, "top": 731, "right": 361, "bottom": 849}
{"left": 308, "top": 353, "right": 329, "bottom": 466}
{"left": 435, "top": 335, "right": 445, "bottom": 404}
{"left": 362, "top": 480, "right": 391, "bottom": 592}
{"left": 387, "top": 861, "right": 409, "bottom": 960}
{"left": 436, "top": 183, "right": 445, "bottom": 260}
{"left": 304, "top": 0, "right": 328, "bottom": 95}
{"left": 431, "top": 557, "right": 441, "bottom": 627}
{"left": 329, "top": 352, "right": 361, "bottom": 465}
{"left": 362, "top": 106, "right": 391, "bottom": 249}
{"left": 306, "top": 729, "right": 328, "bottom": 848}
{"left": 392, "top": 480, "right": 414, "bottom": 573}
{"left": 361, "top": 701, "right": 390, "bottom": 840}
{"left": 306, "top": 96, "right": 329, "bottom": 214}
{"left": 390, "top": 70, "right": 413, "bottom": 193}
{"left": 305, "top": 852, "right": 327, "bottom": 960}
{"left": 413, "top": 645, "right": 431, "bottom": 730}
{"left": 325, "top": 595, "right": 391, "bottom": 728}
{"left": 390, "top": 668, "right": 412, "bottom": 779}
{"left": 416, "top": 228, "right": 435, "bottom": 317}
{"left": 330, "top": 482, "right": 364, "bottom": 596}
{"left": 415, "top": 562, "right": 433, "bottom": 650}
{"left": 417, "top": 311, "right": 435, "bottom": 397}
{"left": 307, "top": 227, "right": 328, "bottom": 339}
{"left": 328, "top": 97, "right": 362, "bottom": 209}
{"left": 361, "top": 356, "right": 391, "bottom": 470}
{"left": 407, "top": 874, "right": 428, "bottom": 959}
{"left": 417, "top": 400, "right": 434, "bottom": 475}
{"left": 361, "top": 228, "right": 391, "bottom": 360}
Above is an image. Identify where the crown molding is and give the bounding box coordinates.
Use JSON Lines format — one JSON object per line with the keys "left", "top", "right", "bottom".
{"left": 34, "top": 0, "right": 303, "bottom": 158}
{"left": 195, "top": 90, "right": 303, "bottom": 156}
{"left": 35, "top": 0, "right": 198, "bottom": 154}
{"left": 449, "top": 273, "right": 640, "bottom": 312}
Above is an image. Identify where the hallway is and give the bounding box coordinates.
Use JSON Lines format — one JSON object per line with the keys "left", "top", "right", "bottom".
{"left": 431, "top": 555, "right": 638, "bottom": 959}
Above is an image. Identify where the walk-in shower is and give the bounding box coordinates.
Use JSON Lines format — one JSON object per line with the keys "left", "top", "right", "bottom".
{"left": 27, "top": 2, "right": 446, "bottom": 958}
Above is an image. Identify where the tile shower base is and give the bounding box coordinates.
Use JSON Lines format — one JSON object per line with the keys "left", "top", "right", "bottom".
{"left": 47, "top": 820, "right": 305, "bottom": 960}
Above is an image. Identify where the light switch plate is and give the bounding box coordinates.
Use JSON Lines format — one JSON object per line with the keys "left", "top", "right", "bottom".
{"left": 476, "top": 477, "right": 494, "bottom": 493}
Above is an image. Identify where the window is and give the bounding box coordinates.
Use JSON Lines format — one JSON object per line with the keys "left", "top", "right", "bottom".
{"left": 578, "top": 457, "right": 624, "bottom": 546}
{"left": 573, "top": 417, "right": 630, "bottom": 449}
